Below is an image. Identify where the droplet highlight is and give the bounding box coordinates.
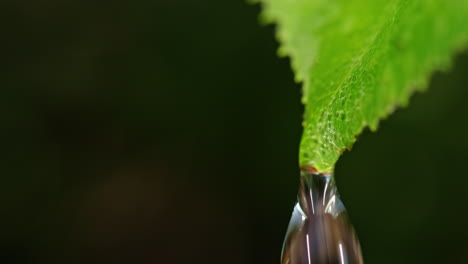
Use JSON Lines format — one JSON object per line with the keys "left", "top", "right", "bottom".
{"left": 281, "top": 167, "right": 363, "bottom": 264}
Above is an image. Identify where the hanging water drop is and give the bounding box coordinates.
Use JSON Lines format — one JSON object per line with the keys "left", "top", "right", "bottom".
{"left": 281, "top": 167, "right": 363, "bottom": 264}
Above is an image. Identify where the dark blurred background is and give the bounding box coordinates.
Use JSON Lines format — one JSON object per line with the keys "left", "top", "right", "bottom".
{"left": 1, "top": 1, "right": 467, "bottom": 263}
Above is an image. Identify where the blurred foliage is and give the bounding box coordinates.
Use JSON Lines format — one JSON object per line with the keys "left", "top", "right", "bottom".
{"left": 259, "top": 0, "right": 468, "bottom": 172}
{"left": 0, "top": 1, "right": 467, "bottom": 264}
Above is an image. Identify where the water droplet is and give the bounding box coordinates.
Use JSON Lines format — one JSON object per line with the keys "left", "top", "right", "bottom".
{"left": 281, "top": 167, "right": 363, "bottom": 264}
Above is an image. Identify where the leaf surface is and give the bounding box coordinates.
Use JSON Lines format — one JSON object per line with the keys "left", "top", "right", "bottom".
{"left": 259, "top": 0, "right": 468, "bottom": 172}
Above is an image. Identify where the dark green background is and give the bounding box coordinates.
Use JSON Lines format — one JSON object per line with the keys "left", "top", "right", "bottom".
{"left": 1, "top": 1, "right": 467, "bottom": 263}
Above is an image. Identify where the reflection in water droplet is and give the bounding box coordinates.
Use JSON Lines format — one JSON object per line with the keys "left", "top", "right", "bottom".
{"left": 281, "top": 167, "right": 363, "bottom": 264}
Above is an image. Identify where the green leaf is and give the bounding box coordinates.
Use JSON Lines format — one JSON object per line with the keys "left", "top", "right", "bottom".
{"left": 258, "top": 0, "right": 468, "bottom": 172}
